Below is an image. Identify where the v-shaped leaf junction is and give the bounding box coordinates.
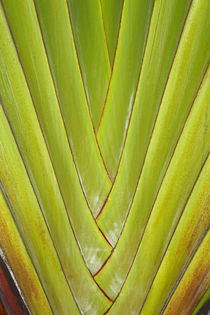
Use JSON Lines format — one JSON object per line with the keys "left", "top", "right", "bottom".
{"left": 0, "top": 0, "right": 209, "bottom": 314}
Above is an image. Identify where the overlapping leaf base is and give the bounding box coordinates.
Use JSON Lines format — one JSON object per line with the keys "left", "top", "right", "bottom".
{"left": 0, "top": 0, "right": 209, "bottom": 314}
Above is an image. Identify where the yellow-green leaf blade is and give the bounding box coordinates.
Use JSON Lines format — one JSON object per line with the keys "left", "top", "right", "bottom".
{"left": 0, "top": 104, "right": 112, "bottom": 314}
{"left": 100, "top": 0, "right": 124, "bottom": 67}
{"left": 0, "top": 106, "right": 79, "bottom": 314}
{"left": 1, "top": 0, "right": 111, "bottom": 274}
{"left": 0, "top": 190, "right": 52, "bottom": 315}
{"left": 0, "top": 6, "right": 112, "bottom": 313}
{"left": 140, "top": 156, "right": 210, "bottom": 314}
{"left": 67, "top": 0, "right": 111, "bottom": 130}
{"left": 97, "top": 0, "right": 209, "bottom": 247}
{"left": 33, "top": 0, "right": 111, "bottom": 216}
{"left": 107, "top": 47, "right": 210, "bottom": 312}
{"left": 95, "top": 61, "right": 210, "bottom": 300}
{"left": 163, "top": 231, "right": 210, "bottom": 315}
{"left": 97, "top": 0, "right": 154, "bottom": 179}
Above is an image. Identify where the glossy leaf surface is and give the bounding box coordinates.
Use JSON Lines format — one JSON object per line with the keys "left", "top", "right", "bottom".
{"left": 107, "top": 53, "right": 210, "bottom": 311}
{"left": 100, "top": 0, "right": 124, "bottom": 67}
{"left": 163, "top": 231, "right": 210, "bottom": 315}
{"left": 2, "top": 0, "right": 111, "bottom": 274}
{"left": 0, "top": 105, "right": 79, "bottom": 314}
{"left": 0, "top": 190, "right": 51, "bottom": 315}
{"left": 33, "top": 0, "right": 112, "bottom": 216}
{"left": 0, "top": 0, "right": 209, "bottom": 314}
{"left": 96, "top": 0, "right": 195, "bottom": 246}
{"left": 141, "top": 155, "right": 210, "bottom": 314}
{"left": 97, "top": 0, "right": 154, "bottom": 179}
{"left": 67, "top": 0, "right": 111, "bottom": 130}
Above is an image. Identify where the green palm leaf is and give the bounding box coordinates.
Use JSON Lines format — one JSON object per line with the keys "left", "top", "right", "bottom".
{"left": 0, "top": 0, "right": 209, "bottom": 314}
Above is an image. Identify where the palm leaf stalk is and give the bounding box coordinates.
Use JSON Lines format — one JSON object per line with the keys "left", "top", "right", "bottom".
{"left": 0, "top": 0, "right": 209, "bottom": 314}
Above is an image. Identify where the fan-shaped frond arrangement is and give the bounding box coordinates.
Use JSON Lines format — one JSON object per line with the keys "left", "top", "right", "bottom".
{"left": 0, "top": 0, "right": 209, "bottom": 314}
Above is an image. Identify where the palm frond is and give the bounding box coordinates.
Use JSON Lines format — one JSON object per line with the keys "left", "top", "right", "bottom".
{"left": 0, "top": 0, "right": 209, "bottom": 314}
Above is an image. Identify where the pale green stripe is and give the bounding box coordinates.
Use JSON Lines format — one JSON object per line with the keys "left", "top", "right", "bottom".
{"left": 34, "top": 0, "right": 111, "bottom": 217}
{"left": 67, "top": 0, "right": 111, "bottom": 130}
{"left": 2, "top": 0, "right": 111, "bottom": 275}
{"left": 96, "top": 59, "right": 210, "bottom": 300}
{"left": 163, "top": 232, "right": 210, "bottom": 315}
{"left": 108, "top": 38, "right": 210, "bottom": 313}
{"left": 0, "top": 6, "right": 111, "bottom": 313}
{"left": 0, "top": 190, "right": 52, "bottom": 315}
{"left": 97, "top": 0, "right": 154, "bottom": 179}
{"left": 141, "top": 156, "right": 210, "bottom": 314}
{"left": 0, "top": 106, "right": 79, "bottom": 314}
{"left": 100, "top": 0, "right": 124, "bottom": 67}
{"left": 97, "top": 0, "right": 209, "bottom": 247}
